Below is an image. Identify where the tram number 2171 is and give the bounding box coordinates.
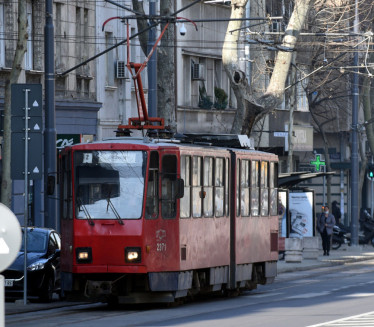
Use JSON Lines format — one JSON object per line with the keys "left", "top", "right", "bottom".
{"left": 157, "top": 243, "right": 166, "bottom": 252}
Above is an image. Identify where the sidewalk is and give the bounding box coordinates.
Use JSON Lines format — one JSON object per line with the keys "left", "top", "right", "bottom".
{"left": 277, "top": 244, "right": 374, "bottom": 274}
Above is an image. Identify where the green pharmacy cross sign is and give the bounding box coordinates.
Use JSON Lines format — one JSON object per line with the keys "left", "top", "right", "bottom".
{"left": 310, "top": 154, "right": 325, "bottom": 171}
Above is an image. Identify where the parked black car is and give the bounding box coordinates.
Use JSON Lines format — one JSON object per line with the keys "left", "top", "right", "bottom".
{"left": 2, "top": 227, "right": 61, "bottom": 302}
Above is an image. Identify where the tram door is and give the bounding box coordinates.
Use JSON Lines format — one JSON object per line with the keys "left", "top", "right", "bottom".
{"left": 144, "top": 150, "right": 180, "bottom": 271}
{"left": 60, "top": 152, "right": 73, "bottom": 273}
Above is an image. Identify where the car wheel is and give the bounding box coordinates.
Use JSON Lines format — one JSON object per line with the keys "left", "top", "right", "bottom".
{"left": 39, "top": 276, "right": 54, "bottom": 302}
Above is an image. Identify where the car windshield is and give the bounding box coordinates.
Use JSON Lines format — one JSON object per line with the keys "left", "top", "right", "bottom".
{"left": 21, "top": 230, "right": 47, "bottom": 253}
{"left": 74, "top": 150, "right": 146, "bottom": 220}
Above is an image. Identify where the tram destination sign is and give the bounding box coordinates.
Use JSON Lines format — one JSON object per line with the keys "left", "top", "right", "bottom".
{"left": 11, "top": 84, "right": 43, "bottom": 180}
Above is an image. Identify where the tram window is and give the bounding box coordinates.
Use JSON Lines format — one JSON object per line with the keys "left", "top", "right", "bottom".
{"left": 225, "top": 158, "right": 229, "bottom": 217}
{"left": 251, "top": 161, "right": 259, "bottom": 216}
{"left": 161, "top": 155, "right": 178, "bottom": 219}
{"left": 192, "top": 156, "right": 202, "bottom": 218}
{"left": 74, "top": 151, "right": 146, "bottom": 220}
{"left": 236, "top": 159, "right": 240, "bottom": 217}
{"left": 261, "top": 161, "right": 269, "bottom": 216}
{"left": 62, "top": 154, "right": 72, "bottom": 219}
{"left": 180, "top": 155, "right": 191, "bottom": 218}
{"left": 269, "top": 162, "right": 278, "bottom": 216}
{"left": 240, "top": 160, "right": 250, "bottom": 217}
{"left": 146, "top": 152, "right": 159, "bottom": 219}
{"left": 203, "top": 157, "right": 214, "bottom": 217}
{"left": 215, "top": 158, "right": 224, "bottom": 217}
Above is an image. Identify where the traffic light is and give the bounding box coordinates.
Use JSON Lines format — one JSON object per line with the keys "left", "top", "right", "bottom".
{"left": 367, "top": 163, "right": 374, "bottom": 179}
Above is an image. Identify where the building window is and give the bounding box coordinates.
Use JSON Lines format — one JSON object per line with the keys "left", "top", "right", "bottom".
{"left": 25, "top": 1, "right": 33, "bottom": 70}
{"left": 76, "top": 77, "right": 82, "bottom": 96}
{"left": 56, "top": 75, "right": 66, "bottom": 97}
{"left": 83, "top": 79, "right": 90, "bottom": 98}
{"left": 105, "top": 32, "right": 115, "bottom": 86}
{"left": 0, "top": 3, "right": 4, "bottom": 67}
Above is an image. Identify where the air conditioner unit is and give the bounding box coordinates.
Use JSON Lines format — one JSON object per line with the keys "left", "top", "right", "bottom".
{"left": 191, "top": 63, "right": 203, "bottom": 80}
{"left": 116, "top": 60, "right": 126, "bottom": 79}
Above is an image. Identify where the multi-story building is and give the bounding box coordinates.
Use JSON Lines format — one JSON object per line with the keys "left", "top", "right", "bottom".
{"left": 0, "top": 0, "right": 100, "bottom": 225}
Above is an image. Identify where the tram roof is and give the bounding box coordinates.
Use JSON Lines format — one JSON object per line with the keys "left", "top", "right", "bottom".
{"left": 69, "top": 135, "right": 277, "bottom": 158}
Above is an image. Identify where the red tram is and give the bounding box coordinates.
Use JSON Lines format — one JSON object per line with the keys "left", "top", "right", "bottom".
{"left": 59, "top": 134, "right": 279, "bottom": 303}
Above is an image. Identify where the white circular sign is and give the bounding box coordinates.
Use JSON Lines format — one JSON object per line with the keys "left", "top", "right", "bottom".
{"left": 0, "top": 203, "right": 22, "bottom": 272}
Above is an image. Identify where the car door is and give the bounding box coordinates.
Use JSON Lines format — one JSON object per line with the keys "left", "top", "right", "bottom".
{"left": 48, "top": 232, "right": 61, "bottom": 289}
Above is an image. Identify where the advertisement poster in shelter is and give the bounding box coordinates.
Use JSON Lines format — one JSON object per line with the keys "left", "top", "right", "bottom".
{"left": 288, "top": 191, "right": 314, "bottom": 238}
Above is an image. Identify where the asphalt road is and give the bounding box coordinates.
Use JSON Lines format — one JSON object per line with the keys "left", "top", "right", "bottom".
{"left": 6, "top": 260, "right": 374, "bottom": 327}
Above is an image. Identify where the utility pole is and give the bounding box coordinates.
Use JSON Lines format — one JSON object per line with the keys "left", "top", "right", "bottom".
{"left": 350, "top": 0, "right": 359, "bottom": 246}
{"left": 44, "top": 0, "right": 57, "bottom": 229}
{"left": 148, "top": 1, "right": 157, "bottom": 117}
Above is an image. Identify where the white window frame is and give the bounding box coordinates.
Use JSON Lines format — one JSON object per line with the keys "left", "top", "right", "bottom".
{"left": 0, "top": 3, "right": 5, "bottom": 67}
{"left": 25, "top": 1, "right": 33, "bottom": 70}
{"left": 105, "top": 32, "right": 115, "bottom": 86}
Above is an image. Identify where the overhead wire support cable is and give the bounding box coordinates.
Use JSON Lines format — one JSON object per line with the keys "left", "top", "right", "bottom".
{"left": 60, "top": 0, "right": 204, "bottom": 76}
{"left": 60, "top": 22, "right": 158, "bottom": 76}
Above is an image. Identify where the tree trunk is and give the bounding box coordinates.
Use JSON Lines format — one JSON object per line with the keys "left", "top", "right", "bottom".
{"left": 131, "top": 0, "right": 148, "bottom": 55}
{"left": 157, "top": 0, "right": 176, "bottom": 130}
{"left": 223, "top": 0, "right": 312, "bottom": 135}
{"left": 1, "top": 1, "right": 28, "bottom": 208}
{"left": 287, "top": 54, "right": 297, "bottom": 172}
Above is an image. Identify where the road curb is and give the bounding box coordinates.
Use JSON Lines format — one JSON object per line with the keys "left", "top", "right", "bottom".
{"left": 277, "top": 254, "right": 374, "bottom": 274}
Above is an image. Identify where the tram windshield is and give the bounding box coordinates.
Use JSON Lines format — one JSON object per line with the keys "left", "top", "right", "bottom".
{"left": 74, "top": 150, "right": 146, "bottom": 220}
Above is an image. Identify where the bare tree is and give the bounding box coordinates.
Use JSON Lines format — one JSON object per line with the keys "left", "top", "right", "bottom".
{"left": 222, "top": 0, "right": 312, "bottom": 136}
{"left": 1, "top": 1, "right": 28, "bottom": 208}
{"left": 305, "top": 0, "right": 374, "bottom": 209}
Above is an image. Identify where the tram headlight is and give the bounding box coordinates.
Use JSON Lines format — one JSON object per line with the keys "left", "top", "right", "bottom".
{"left": 125, "top": 247, "right": 141, "bottom": 263}
{"left": 76, "top": 247, "right": 92, "bottom": 263}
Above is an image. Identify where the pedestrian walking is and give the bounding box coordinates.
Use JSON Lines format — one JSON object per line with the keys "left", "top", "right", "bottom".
{"left": 317, "top": 205, "right": 336, "bottom": 256}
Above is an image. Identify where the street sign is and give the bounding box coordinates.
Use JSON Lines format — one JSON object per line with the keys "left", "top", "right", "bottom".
{"left": 0, "top": 203, "right": 22, "bottom": 272}
{"left": 11, "top": 84, "right": 42, "bottom": 117}
{"left": 10, "top": 84, "right": 43, "bottom": 180}
{"left": 56, "top": 134, "right": 81, "bottom": 149}
{"left": 11, "top": 132, "right": 43, "bottom": 180}
{"left": 11, "top": 116, "right": 42, "bottom": 134}
{"left": 274, "top": 132, "right": 288, "bottom": 137}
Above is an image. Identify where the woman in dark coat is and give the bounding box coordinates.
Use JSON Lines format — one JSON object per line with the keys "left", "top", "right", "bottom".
{"left": 317, "top": 205, "right": 336, "bottom": 256}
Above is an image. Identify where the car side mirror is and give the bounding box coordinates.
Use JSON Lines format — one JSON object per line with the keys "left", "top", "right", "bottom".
{"left": 175, "top": 178, "right": 184, "bottom": 199}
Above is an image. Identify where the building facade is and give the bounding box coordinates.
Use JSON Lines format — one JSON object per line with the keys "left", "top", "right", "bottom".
{"left": 0, "top": 0, "right": 100, "bottom": 225}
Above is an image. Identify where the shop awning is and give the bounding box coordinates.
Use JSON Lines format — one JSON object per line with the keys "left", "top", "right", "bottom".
{"left": 278, "top": 171, "right": 335, "bottom": 189}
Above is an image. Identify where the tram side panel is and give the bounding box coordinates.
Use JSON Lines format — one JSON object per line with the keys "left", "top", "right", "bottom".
{"left": 233, "top": 154, "right": 279, "bottom": 286}
{"left": 179, "top": 217, "right": 230, "bottom": 271}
